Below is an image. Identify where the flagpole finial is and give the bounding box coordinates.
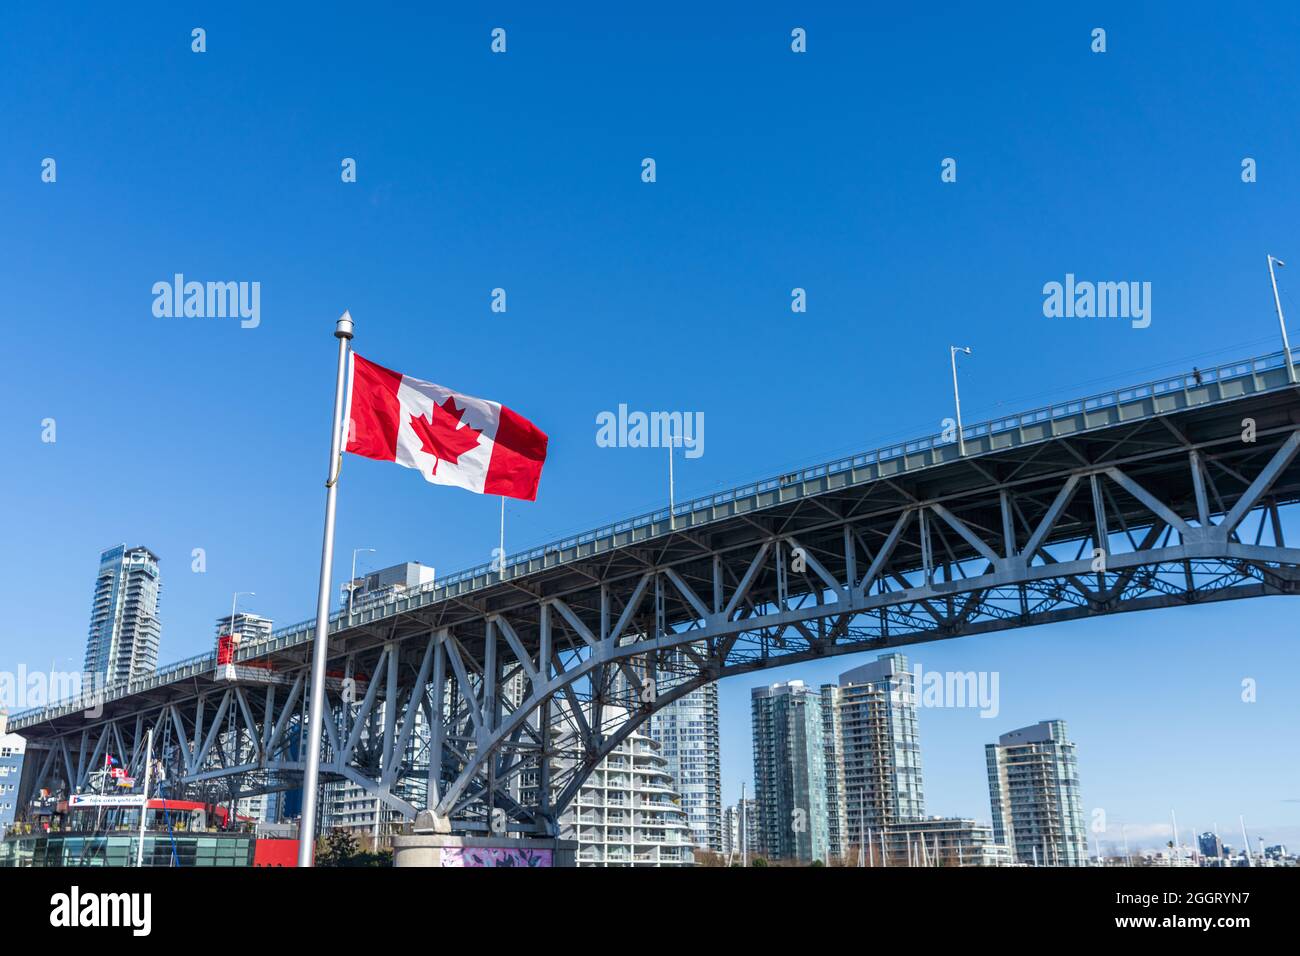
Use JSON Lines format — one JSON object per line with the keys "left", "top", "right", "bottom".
{"left": 335, "top": 311, "right": 354, "bottom": 340}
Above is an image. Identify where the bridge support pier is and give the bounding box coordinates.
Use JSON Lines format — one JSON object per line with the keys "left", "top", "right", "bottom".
{"left": 392, "top": 832, "right": 577, "bottom": 867}
{"left": 412, "top": 810, "right": 453, "bottom": 834}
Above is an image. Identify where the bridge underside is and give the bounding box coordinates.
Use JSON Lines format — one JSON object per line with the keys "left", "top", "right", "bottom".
{"left": 16, "top": 386, "right": 1300, "bottom": 837}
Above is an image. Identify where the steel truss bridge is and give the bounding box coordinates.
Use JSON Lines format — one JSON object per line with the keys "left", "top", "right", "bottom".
{"left": 13, "top": 349, "right": 1300, "bottom": 837}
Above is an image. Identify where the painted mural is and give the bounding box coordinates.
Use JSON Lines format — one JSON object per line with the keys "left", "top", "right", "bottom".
{"left": 441, "top": 846, "right": 554, "bottom": 867}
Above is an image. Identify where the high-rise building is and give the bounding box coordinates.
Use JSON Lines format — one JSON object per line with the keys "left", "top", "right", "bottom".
{"left": 820, "top": 683, "right": 847, "bottom": 860}
{"left": 341, "top": 561, "right": 436, "bottom": 615}
{"left": 722, "top": 803, "right": 739, "bottom": 857}
{"left": 751, "top": 680, "right": 829, "bottom": 863}
{"left": 986, "top": 719, "right": 1087, "bottom": 866}
{"left": 835, "top": 653, "right": 924, "bottom": 842}
{"left": 561, "top": 725, "right": 694, "bottom": 867}
{"left": 0, "top": 715, "right": 26, "bottom": 838}
{"left": 1198, "top": 831, "right": 1225, "bottom": 859}
{"left": 649, "top": 683, "right": 722, "bottom": 851}
{"left": 215, "top": 612, "right": 273, "bottom": 643}
{"left": 84, "top": 545, "right": 162, "bottom": 683}
{"left": 519, "top": 705, "right": 694, "bottom": 866}
{"left": 721, "top": 797, "right": 759, "bottom": 860}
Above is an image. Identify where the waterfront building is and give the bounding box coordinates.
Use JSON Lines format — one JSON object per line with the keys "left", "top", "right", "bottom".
{"left": 519, "top": 705, "right": 693, "bottom": 866}
{"left": 1198, "top": 831, "right": 1225, "bottom": 859}
{"left": 985, "top": 719, "right": 1087, "bottom": 866}
{"left": 820, "top": 683, "right": 847, "bottom": 860}
{"left": 649, "top": 682, "right": 722, "bottom": 852}
{"left": 872, "top": 816, "right": 1010, "bottom": 867}
{"left": 721, "top": 797, "right": 759, "bottom": 860}
{"left": 751, "top": 680, "right": 829, "bottom": 863}
{"left": 835, "top": 653, "right": 925, "bottom": 839}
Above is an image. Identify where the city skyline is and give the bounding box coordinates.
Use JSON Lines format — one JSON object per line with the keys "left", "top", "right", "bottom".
{"left": 716, "top": 617, "right": 1299, "bottom": 855}
{"left": 4, "top": 534, "right": 1295, "bottom": 856}
{"left": 2, "top": 5, "right": 1298, "bottom": 863}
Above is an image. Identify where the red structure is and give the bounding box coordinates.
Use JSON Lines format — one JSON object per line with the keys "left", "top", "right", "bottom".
{"left": 253, "top": 839, "right": 301, "bottom": 867}
{"left": 216, "top": 633, "right": 239, "bottom": 665}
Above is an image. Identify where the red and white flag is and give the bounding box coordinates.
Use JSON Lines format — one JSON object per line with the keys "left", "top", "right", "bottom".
{"left": 345, "top": 354, "right": 548, "bottom": 501}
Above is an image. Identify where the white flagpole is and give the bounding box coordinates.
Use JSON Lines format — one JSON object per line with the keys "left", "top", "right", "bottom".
{"left": 297, "top": 312, "right": 354, "bottom": 868}
{"left": 499, "top": 497, "right": 506, "bottom": 580}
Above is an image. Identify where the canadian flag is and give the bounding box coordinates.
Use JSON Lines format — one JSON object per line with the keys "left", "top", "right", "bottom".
{"left": 345, "top": 354, "right": 549, "bottom": 501}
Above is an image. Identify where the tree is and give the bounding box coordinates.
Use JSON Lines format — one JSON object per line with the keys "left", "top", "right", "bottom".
{"left": 317, "top": 829, "right": 360, "bottom": 867}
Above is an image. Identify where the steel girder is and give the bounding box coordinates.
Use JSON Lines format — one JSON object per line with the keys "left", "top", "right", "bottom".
{"left": 17, "top": 408, "right": 1300, "bottom": 838}
{"left": 421, "top": 427, "right": 1300, "bottom": 833}
{"left": 18, "top": 663, "right": 435, "bottom": 819}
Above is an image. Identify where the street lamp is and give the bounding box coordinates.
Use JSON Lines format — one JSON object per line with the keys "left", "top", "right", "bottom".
{"left": 667, "top": 422, "right": 676, "bottom": 531}
{"left": 229, "top": 591, "right": 256, "bottom": 640}
{"left": 349, "top": 548, "right": 376, "bottom": 624}
{"left": 1267, "top": 255, "right": 1295, "bottom": 385}
{"left": 949, "top": 346, "right": 973, "bottom": 456}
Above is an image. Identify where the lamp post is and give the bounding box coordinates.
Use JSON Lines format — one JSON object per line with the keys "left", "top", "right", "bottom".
{"left": 229, "top": 591, "right": 256, "bottom": 640}
{"left": 349, "top": 548, "right": 375, "bottom": 625}
{"left": 667, "top": 424, "right": 676, "bottom": 530}
{"left": 1267, "top": 255, "right": 1295, "bottom": 385}
{"left": 950, "top": 346, "right": 973, "bottom": 456}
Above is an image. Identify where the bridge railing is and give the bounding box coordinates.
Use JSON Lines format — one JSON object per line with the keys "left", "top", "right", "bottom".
{"left": 13, "top": 650, "right": 221, "bottom": 725}
{"left": 12, "top": 346, "right": 1296, "bottom": 725}
{"left": 229, "top": 347, "right": 1299, "bottom": 648}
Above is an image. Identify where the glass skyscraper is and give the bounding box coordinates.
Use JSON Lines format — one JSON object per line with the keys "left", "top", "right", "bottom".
{"left": 649, "top": 683, "right": 722, "bottom": 852}
{"left": 820, "top": 682, "right": 847, "bottom": 859}
{"left": 83, "top": 545, "right": 162, "bottom": 683}
{"left": 750, "top": 680, "right": 829, "bottom": 863}
{"left": 985, "top": 719, "right": 1087, "bottom": 866}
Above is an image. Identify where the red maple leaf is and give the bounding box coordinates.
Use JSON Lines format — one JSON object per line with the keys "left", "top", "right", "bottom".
{"left": 409, "top": 397, "right": 482, "bottom": 475}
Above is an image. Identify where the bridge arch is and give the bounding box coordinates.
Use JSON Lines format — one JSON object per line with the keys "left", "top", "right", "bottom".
{"left": 13, "top": 356, "right": 1300, "bottom": 840}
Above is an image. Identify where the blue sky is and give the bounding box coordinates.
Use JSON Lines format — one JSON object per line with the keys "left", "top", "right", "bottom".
{"left": 1, "top": 3, "right": 1298, "bottom": 851}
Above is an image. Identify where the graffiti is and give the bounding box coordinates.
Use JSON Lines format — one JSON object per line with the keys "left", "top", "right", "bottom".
{"left": 441, "top": 847, "right": 554, "bottom": 868}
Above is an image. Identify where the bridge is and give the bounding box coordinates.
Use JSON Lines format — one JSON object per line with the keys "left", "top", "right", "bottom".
{"left": 11, "top": 348, "right": 1300, "bottom": 837}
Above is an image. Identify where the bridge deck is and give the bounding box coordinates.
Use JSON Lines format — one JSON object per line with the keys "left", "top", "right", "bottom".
{"left": 13, "top": 348, "right": 1299, "bottom": 734}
